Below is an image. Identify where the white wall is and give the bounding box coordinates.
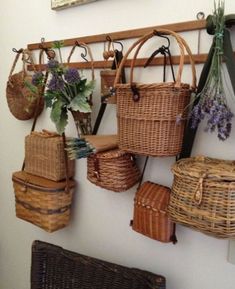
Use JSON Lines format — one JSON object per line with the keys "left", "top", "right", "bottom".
{"left": 0, "top": 1, "right": 235, "bottom": 289}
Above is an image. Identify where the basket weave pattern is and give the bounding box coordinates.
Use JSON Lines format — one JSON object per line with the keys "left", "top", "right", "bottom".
{"left": 31, "top": 240, "right": 166, "bottom": 289}
{"left": 13, "top": 171, "right": 75, "bottom": 232}
{"left": 168, "top": 156, "right": 235, "bottom": 238}
{"left": 25, "top": 133, "right": 75, "bottom": 181}
{"left": 87, "top": 149, "right": 140, "bottom": 192}
{"left": 132, "top": 181, "right": 174, "bottom": 242}
{"left": 117, "top": 83, "right": 190, "bottom": 156}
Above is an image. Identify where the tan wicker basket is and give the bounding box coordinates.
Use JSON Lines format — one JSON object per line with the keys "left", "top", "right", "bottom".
{"left": 87, "top": 149, "right": 140, "bottom": 192}
{"left": 168, "top": 156, "right": 235, "bottom": 239}
{"left": 24, "top": 131, "right": 75, "bottom": 181}
{"left": 6, "top": 49, "right": 44, "bottom": 121}
{"left": 132, "top": 181, "right": 176, "bottom": 243}
{"left": 12, "top": 171, "right": 76, "bottom": 232}
{"left": 114, "top": 29, "right": 196, "bottom": 156}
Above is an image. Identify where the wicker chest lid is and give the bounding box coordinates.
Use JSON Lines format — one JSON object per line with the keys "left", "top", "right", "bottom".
{"left": 91, "top": 148, "right": 131, "bottom": 160}
{"left": 135, "top": 181, "right": 170, "bottom": 211}
{"left": 12, "top": 171, "right": 76, "bottom": 191}
{"left": 172, "top": 155, "right": 235, "bottom": 181}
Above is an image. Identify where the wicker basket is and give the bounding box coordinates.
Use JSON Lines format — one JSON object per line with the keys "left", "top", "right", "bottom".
{"left": 6, "top": 50, "right": 44, "bottom": 121}
{"left": 31, "top": 240, "right": 166, "bottom": 289}
{"left": 168, "top": 155, "right": 235, "bottom": 239}
{"left": 114, "top": 29, "right": 196, "bottom": 156}
{"left": 132, "top": 181, "right": 176, "bottom": 243}
{"left": 13, "top": 171, "right": 76, "bottom": 232}
{"left": 87, "top": 149, "right": 140, "bottom": 192}
{"left": 25, "top": 131, "right": 75, "bottom": 181}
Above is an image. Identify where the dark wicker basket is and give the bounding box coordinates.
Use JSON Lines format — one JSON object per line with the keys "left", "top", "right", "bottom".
{"left": 31, "top": 240, "right": 166, "bottom": 289}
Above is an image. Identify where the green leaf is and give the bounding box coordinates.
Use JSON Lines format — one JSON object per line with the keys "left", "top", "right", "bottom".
{"left": 55, "top": 110, "right": 68, "bottom": 135}
{"left": 24, "top": 80, "right": 38, "bottom": 94}
{"left": 81, "top": 80, "right": 96, "bottom": 98}
{"left": 50, "top": 100, "right": 64, "bottom": 123}
{"left": 44, "top": 90, "right": 56, "bottom": 107}
{"left": 68, "top": 97, "right": 91, "bottom": 113}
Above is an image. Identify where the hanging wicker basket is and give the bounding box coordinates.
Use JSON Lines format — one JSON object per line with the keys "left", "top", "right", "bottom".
{"left": 87, "top": 149, "right": 140, "bottom": 192}
{"left": 168, "top": 155, "right": 235, "bottom": 239}
{"left": 114, "top": 29, "right": 196, "bottom": 157}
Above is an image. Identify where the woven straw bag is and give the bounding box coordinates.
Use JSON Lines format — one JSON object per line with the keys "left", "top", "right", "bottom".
{"left": 168, "top": 156, "right": 235, "bottom": 238}
{"left": 12, "top": 171, "right": 75, "bottom": 232}
{"left": 24, "top": 130, "right": 75, "bottom": 181}
{"left": 6, "top": 49, "right": 44, "bottom": 120}
{"left": 87, "top": 148, "right": 140, "bottom": 192}
{"left": 114, "top": 29, "right": 196, "bottom": 157}
{"left": 132, "top": 181, "right": 176, "bottom": 243}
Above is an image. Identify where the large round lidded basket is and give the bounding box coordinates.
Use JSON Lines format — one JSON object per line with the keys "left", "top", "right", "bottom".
{"left": 87, "top": 149, "right": 140, "bottom": 192}
{"left": 114, "top": 29, "right": 196, "bottom": 157}
{"left": 168, "top": 156, "right": 235, "bottom": 239}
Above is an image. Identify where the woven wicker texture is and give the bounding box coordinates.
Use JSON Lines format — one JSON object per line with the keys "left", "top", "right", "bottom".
{"left": 12, "top": 171, "right": 75, "bottom": 232}
{"left": 87, "top": 149, "right": 140, "bottom": 192}
{"left": 114, "top": 29, "right": 196, "bottom": 156}
{"left": 25, "top": 131, "right": 75, "bottom": 181}
{"left": 168, "top": 156, "right": 235, "bottom": 238}
{"left": 132, "top": 181, "right": 174, "bottom": 242}
{"left": 100, "top": 70, "right": 118, "bottom": 103}
{"left": 31, "top": 240, "right": 166, "bottom": 289}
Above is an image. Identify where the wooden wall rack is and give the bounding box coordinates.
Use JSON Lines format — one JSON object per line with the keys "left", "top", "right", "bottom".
{"left": 26, "top": 18, "right": 233, "bottom": 71}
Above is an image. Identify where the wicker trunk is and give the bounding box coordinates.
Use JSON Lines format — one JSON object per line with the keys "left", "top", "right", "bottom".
{"left": 25, "top": 131, "right": 75, "bottom": 181}
{"left": 132, "top": 181, "right": 176, "bottom": 243}
{"left": 12, "top": 171, "right": 76, "bottom": 232}
{"left": 168, "top": 156, "right": 235, "bottom": 238}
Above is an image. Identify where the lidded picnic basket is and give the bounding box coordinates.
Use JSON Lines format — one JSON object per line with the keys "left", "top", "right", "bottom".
{"left": 12, "top": 171, "right": 76, "bottom": 232}
{"left": 114, "top": 29, "right": 196, "bottom": 156}
{"left": 87, "top": 148, "right": 140, "bottom": 192}
{"left": 25, "top": 130, "right": 75, "bottom": 181}
{"left": 132, "top": 181, "right": 176, "bottom": 243}
{"left": 168, "top": 156, "right": 235, "bottom": 238}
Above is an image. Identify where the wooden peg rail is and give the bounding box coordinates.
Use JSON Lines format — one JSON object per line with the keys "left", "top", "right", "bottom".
{"left": 27, "top": 18, "right": 213, "bottom": 71}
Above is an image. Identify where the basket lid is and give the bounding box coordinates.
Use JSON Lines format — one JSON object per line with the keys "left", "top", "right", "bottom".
{"left": 135, "top": 181, "right": 170, "bottom": 210}
{"left": 12, "top": 171, "right": 76, "bottom": 190}
{"left": 91, "top": 149, "right": 132, "bottom": 160}
{"left": 172, "top": 155, "right": 235, "bottom": 181}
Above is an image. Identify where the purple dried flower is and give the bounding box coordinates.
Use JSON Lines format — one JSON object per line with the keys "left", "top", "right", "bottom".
{"left": 47, "top": 59, "right": 59, "bottom": 70}
{"left": 190, "top": 103, "right": 205, "bottom": 129}
{"left": 64, "top": 68, "right": 80, "bottom": 84}
{"left": 32, "top": 71, "right": 44, "bottom": 86}
{"left": 47, "top": 75, "right": 64, "bottom": 91}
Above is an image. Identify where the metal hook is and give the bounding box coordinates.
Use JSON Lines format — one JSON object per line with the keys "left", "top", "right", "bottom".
{"left": 75, "top": 41, "right": 88, "bottom": 62}
{"left": 39, "top": 37, "right": 56, "bottom": 60}
{"left": 197, "top": 11, "right": 205, "bottom": 20}
{"left": 12, "top": 48, "right": 23, "bottom": 54}
{"left": 153, "top": 30, "right": 170, "bottom": 49}
{"left": 106, "top": 35, "right": 124, "bottom": 52}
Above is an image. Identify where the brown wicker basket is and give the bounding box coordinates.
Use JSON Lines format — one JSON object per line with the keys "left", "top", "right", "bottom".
{"left": 132, "top": 181, "right": 176, "bottom": 243}
{"left": 87, "top": 149, "right": 140, "bottom": 192}
{"left": 6, "top": 50, "right": 44, "bottom": 121}
{"left": 114, "top": 29, "right": 196, "bottom": 156}
{"left": 12, "top": 171, "right": 76, "bottom": 232}
{"left": 168, "top": 155, "right": 235, "bottom": 239}
{"left": 31, "top": 240, "right": 166, "bottom": 289}
{"left": 25, "top": 130, "right": 75, "bottom": 181}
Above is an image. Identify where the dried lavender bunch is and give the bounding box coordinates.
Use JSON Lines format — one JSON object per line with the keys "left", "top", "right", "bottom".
{"left": 190, "top": 1, "right": 234, "bottom": 140}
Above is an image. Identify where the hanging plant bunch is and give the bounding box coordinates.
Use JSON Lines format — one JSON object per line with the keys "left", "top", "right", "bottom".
{"left": 29, "top": 41, "right": 95, "bottom": 135}
{"left": 190, "top": 1, "right": 234, "bottom": 141}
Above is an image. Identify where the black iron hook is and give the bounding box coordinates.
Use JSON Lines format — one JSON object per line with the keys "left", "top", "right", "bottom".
{"left": 153, "top": 30, "right": 170, "bottom": 49}
{"left": 75, "top": 41, "right": 88, "bottom": 62}
{"left": 106, "top": 35, "right": 124, "bottom": 52}
{"left": 12, "top": 48, "right": 23, "bottom": 54}
{"left": 39, "top": 37, "right": 56, "bottom": 60}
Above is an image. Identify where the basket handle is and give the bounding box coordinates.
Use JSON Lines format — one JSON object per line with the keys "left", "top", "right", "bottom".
{"left": 114, "top": 29, "right": 196, "bottom": 89}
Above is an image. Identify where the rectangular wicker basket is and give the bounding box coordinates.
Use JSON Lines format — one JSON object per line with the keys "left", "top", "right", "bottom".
{"left": 25, "top": 131, "right": 75, "bottom": 181}
{"left": 132, "top": 181, "right": 176, "bottom": 243}
{"left": 13, "top": 171, "right": 76, "bottom": 232}
{"left": 31, "top": 240, "right": 166, "bottom": 289}
{"left": 168, "top": 156, "right": 235, "bottom": 239}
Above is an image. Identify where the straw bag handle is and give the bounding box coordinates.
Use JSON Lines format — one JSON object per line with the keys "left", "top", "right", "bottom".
{"left": 114, "top": 29, "right": 196, "bottom": 90}
{"left": 8, "top": 49, "right": 35, "bottom": 84}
